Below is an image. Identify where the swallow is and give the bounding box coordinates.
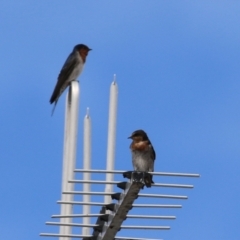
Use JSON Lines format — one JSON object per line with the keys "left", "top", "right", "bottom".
{"left": 128, "top": 130, "right": 156, "bottom": 187}
{"left": 50, "top": 44, "right": 91, "bottom": 115}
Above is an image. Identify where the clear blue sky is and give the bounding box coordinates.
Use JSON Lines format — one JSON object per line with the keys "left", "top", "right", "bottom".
{"left": 1, "top": 1, "right": 240, "bottom": 240}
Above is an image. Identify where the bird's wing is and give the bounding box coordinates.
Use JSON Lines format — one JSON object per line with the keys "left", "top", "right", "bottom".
{"left": 50, "top": 51, "right": 79, "bottom": 104}
{"left": 148, "top": 140, "right": 156, "bottom": 161}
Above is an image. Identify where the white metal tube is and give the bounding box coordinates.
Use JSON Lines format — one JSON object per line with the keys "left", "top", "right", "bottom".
{"left": 120, "top": 225, "right": 170, "bottom": 230}
{"left": 82, "top": 108, "right": 91, "bottom": 235}
{"left": 40, "top": 234, "right": 163, "bottom": 240}
{"left": 138, "top": 193, "right": 187, "bottom": 199}
{"left": 52, "top": 214, "right": 106, "bottom": 218}
{"left": 63, "top": 191, "right": 114, "bottom": 195}
{"left": 47, "top": 222, "right": 98, "bottom": 227}
{"left": 52, "top": 214, "right": 176, "bottom": 219}
{"left": 68, "top": 179, "right": 194, "bottom": 188}
{"left": 57, "top": 201, "right": 182, "bottom": 208}
{"left": 60, "top": 89, "right": 71, "bottom": 239}
{"left": 58, "top": 201, "right": 106, "bottom": 206}
{"left": 40, "top": 234, "right": 92, "bottom": 238}
{"left": 115, "top": 237, "right": 163, "bottom": 240}
{"left": 105, "top": 76, "right": 118, "bottom": 203}
{"left": 69, "top": 180, "right": 119, "bottom": 184}
{"left": 62, "top": 191, "right": 188, "bottom": 199}
{"left": 60, "top": 81, "right": 80, "bottom": 240}
{"left": 75, "top": 169, "right": 200, "bottom": 177}
{"left": 47, "top": 222, "right": 170, "bottom": 230}
{"left": 152, "top": 183, "right": 194, "bottom": 188}
{"left": 132, "top": 204, "right": 182, "bottom": 208}
{"left": 126, "top": 215, "right": 176, "bottom": 219}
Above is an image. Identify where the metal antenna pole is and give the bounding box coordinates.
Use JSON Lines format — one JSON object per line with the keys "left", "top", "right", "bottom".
{"left": 105, "top": 75, "right": 118, "bottom": 204}
{"left": 60, "top": 81, "right": 80, "bottom": 240}
{"left": 82, "top": 108, "right": 91, "bottom": 235}
{"left": 40, "top": 79, "right": 200, "bottom": 240}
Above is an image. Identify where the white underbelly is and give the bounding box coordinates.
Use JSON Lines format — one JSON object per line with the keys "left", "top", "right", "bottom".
{"left": 69, "top": 62, "right": 84, "bottom": 82}
{"left": 132, "top": 151, "right": 154, "bottom": 172}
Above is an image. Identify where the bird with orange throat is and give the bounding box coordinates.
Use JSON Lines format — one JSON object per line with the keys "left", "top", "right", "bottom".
{"left": 50, "top": 44, "right": 91, "bottom": 115}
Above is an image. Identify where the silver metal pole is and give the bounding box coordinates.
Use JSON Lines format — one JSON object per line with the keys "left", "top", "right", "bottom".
{"left": 40, "top": 234, "right": 92, "bottom": 238}
{"left": 105, "top": 75, "right": 118, "bottom": 204}
{"left": 60, "top": 81, "right": 80, "bottom": 240}
{"left": 115, "top": 237, "right": 163, "bottom": 240}
{"left": 46, "top": 222, "right": 170, "bottom": 230}
{"left": 82, "top": 108, "right": 91, "bottom": 235}
{"left": 68, "top": 179, "right": 194, "bottom": 188}
{"left": 74, "top": 169, "right": 200, "bottom": 177}
{"left": 62, "top": 191, "right": 188, "bottom": 199}
{"left": 57, "top": 201, "right": 182, "bottom": 208}
{"left": 52, "top": 214, "right": 176, "bottom": 219}
{"left": 40, "top": 233, "right": 163, "bottom": 240}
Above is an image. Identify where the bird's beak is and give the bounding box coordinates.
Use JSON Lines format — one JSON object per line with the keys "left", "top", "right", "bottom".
{"left": 127, "top": 136, "right": 132, "bottom": 139}
{"left": 88, "top": 48, "right": 92, "bottom": 51}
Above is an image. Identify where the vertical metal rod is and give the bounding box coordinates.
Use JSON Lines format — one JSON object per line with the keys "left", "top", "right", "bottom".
{"left": 104, "top": 75, "right": 118, "bottom": 204}
{"left": 60, "top": 81, "right": 80, "bottom": 240}
{"left": 82, "top": 108, "right": 91, "bottom": 235}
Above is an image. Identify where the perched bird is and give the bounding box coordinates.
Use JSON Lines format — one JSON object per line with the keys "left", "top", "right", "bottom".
{"left": 50, "top": 44, "right": 91, "bottom": 115}
{"left": 128, "top": 129, "right": 156, "bottom": 171}
{"left": 128, "top": 130, "right": 156, "bottom": 187}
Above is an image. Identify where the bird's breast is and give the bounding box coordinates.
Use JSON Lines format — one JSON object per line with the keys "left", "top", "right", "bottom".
{"left": 71, "top": 54, "right": 84, "bottom": 80}
{"left": 131, "top": 141, "right": 149, "bottom": 151}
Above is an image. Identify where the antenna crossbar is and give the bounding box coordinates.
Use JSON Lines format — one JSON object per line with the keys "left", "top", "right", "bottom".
{"left": 69, "top": 179, "right": 194, "bottom": 188}
{"left": 57, "top": 201, "right": 182, "bottom": 208}
{"left": 46, "top": 222, "right": 170, "bottom": 230}
{"left": 51, "top": 214, "right": 176, "bottom": 219}
{"left": 62, "top": 191, "right": 188, "bottom": 199}
{"left": 74, "top": 169, "right": 200, "bottom": 177}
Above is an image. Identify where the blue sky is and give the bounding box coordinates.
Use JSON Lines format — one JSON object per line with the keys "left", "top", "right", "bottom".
{"left": 1, "top": 1, "right": 240, "bottom": 240}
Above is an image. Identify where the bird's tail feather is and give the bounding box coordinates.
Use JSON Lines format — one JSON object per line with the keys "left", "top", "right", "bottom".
{"left": 51, "top": 101, "right": 58, "bottom": 116}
